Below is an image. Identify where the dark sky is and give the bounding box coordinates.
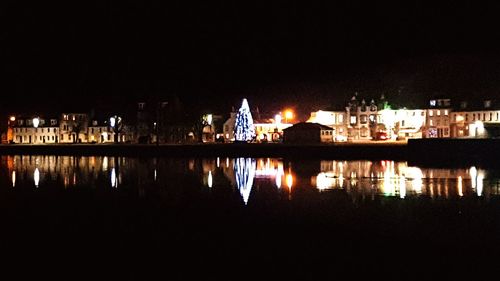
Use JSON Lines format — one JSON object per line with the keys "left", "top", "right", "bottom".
{"left": 2, "top": 1, "right": 500, "bottom": 117}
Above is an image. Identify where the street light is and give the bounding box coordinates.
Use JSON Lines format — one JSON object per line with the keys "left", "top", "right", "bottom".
{"left": 284, "top": 110, "right": 293, "bottom": 123}
{"left": 109, "top": 115, "right": 122, "bottom": 143}
{"left": 32, "top": 117, "right": 40, "bottom": 128}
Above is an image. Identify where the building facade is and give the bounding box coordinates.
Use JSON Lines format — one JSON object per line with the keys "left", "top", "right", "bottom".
{"left": 306, "top": 110, "right": 348, "bottom": 141}
{"left": 423, "top": 99, "right": 451, "bottom": 138}
{"left": 346, "top": 95, "right": 379, "bottom": 141}
{"left": 11, "top": 116, "right": 60, "bottom": 144}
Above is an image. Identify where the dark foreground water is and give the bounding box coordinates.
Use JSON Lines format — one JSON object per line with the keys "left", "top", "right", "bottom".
{"left": 1, "top": 155, "right": 500, "bottom": 280}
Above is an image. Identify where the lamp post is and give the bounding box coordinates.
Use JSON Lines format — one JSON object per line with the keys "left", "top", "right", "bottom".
{"left": 110, "top": 115, "right": 122, "bottom": 143}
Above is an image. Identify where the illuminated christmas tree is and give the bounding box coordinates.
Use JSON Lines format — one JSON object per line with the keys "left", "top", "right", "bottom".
{"left": 234, "top": 98, "right": 256, "bottom": 142}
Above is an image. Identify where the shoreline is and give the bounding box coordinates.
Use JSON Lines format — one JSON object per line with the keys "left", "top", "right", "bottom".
{"left": 0, "top": 139, "right": 499, "bottom": 166}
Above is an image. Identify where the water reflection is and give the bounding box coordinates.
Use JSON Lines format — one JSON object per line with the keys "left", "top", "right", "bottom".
{"left": 34, "top": 168, "right": 40, "bottom": 187}
{"left": 234, "top": 158, "right": 256, "bottom": 205}
{"left": 1, "top": 156, "right": 499, "bottom": 205}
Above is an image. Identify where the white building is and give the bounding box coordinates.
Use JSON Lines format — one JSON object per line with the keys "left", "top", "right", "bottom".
{"left": 306, "top": 110, "right": 348, "bottom": 141}
{"left": 377, "top": 109, "right": 426, "bottom": 140}
{"left": 12, "top": 116, "right": 60, "bottom": 144}
{"left": 451, "top": 100, "right": 500, "bottom": 138}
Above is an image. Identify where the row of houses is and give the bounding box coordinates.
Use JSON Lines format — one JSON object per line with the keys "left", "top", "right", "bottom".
{"left": 5, "top": 94, "right": 500, "bottom": 144}
{"left": 283, "top": 94, "right": 500, "bottom": 143}
{"left": 7, "top": 113, "right": 130, "bottom": 144}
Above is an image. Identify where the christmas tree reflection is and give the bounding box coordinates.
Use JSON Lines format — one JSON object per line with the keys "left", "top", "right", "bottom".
{"left": 234, "top": 158, "right": 256, "bottom": 205}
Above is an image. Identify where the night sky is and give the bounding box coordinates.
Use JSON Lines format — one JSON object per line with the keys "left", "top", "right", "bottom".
{"left": 2, "top": 1, "right": 500, "bottom": 118}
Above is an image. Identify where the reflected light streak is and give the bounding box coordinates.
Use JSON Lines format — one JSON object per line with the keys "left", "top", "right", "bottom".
{"left": 154, "top": 169, "right": 157, "bottom": 181}
{"left": 208, "top": 171, "right": 213, "bottom": 188}
{"left": 316, "top": 172, "right": 335, "bottom": 191}
{"left": 111, "top": 168, "right": 118, "bottom": 188}
{"left": 103, "top": 157, "right": 109, "bottom": 171}
{"left": 275, "top": 163, "right": 284, "bottom": 188}
{"left": 216, "top": 157, "right": 220, "bottom": 168}
{"left": 477, "top": 172, "right": 484, "bottom": 196}
{"left": 34, "top": 168, "right": 40, "bottom": 187}
{"left": 470, "top": 166, "right": 477, "bottom": 189}
{"left": 338, "top": 174, "right": 344, "bottom": 188}
{"left": 12, "top": 171, "right": 16, "bottom": 187}
{"left": 286, "top": 174, "right": 293, "bottom": 190}
{"left": 399, "top": 176, "right": 406, "bottom": 199}
{"left": 458, "top": 176, "right": 463, "bottom": 197}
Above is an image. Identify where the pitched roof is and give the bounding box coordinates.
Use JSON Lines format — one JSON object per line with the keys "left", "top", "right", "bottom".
{"left": 283, "top": 122, "right": 333, "bottom": 131}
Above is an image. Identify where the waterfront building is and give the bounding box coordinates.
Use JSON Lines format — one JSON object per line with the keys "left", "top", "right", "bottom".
{"left": 59, "top": 113, "right": 89, "bottom": 143}
{"left": 346, "top": 94, "right": 379, "bottom": 141}
{"left": 306, "top": 110, "right": 348, "bottom": 141}
{"left": 450, "top": 100, "right": 500, "bottom": 138}
{"left": 377, "top": 109, "right": 426, "bottom": 140}
{"left": 423, "top": 98, "right": 451, "bottom": 138}
{"left": 11, "top": 115, "right": 60, "bottom": 144}
{"left": 87, "top": 119, "right": 115, "bottom": 143}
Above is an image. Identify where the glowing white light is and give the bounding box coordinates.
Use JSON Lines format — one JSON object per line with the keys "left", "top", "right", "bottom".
{"left": 403, "top": 167, "right": 423, "bottom": 194}
{"left": 208, "top": 171, "right": 213, "bottom": 188}
{"left": 12, "top": 171, "right": 16, "bottom": 187}
{"left": 458, "top": 176, "right": 463, "bottom": 197}
{"left": 103, "top": 156, "right": 108, "bottom": 171}
{"left": 477, "top": 172, "right": 485, "bottom": 196}
{"left": 111, "top": 168, "right": 117, "bottom": 188}
{"left": 34, "top": 168, "right": 40, "bottom": 187}
{"left": 216, "top": 157, "right": 220, "bottom": 168}
{"left": 206, "top": 114, "right": 213, "bottom": 125}
{"left": 275, "top": 162, "right": 284, "bottom": 188}
{"left": 316, "top": 172, "right": 335, "bottom": 191}
{"left": 275, "top": 114, "right": 282, "bottom": 124}
{"left": 470, "top": 166, "right": 477, "bottom": 189}
{"left": 275, "top": 173, "right": 282, "bottom": 189}
{"left": 154, "top": 169, "right": 157, "bottom": 181}
{"left": 9, "top": 116, "right": 15, "bottom": 122}
{"left": 32, "top": 118, "right": 40, "bottom": 128}
{"left": 110, "top": 117, "right": 116, "bottom": 128}
{"left": 399, "top": 176, "right": 406, "bottom": 199}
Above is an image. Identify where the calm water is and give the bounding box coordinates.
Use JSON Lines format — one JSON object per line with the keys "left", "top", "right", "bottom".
{"left": 1, "top": 155, "right": 500, "bottom": 279}
{"left": 2, "top": 155, "right": 499, "bottom": 200}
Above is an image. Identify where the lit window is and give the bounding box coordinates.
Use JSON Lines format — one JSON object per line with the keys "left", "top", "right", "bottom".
{"left": 430, "top": 100, "right": 436, "bottom": 107}
{"left": 430, "top": 120, "right": 434, "bottom": 126}
{"left": 444, "top": 110, "right": 448, "bottom": 116}
{"left": 338, "top": 114, "right": 343, "bottom": 123}
{"left": 350, "top": 116, "right": 357, "bottom": 124}
{"left": 429, "top": 110, "right": 433, "bottom": 117}
{"left": 437, "top": 110, "right": 440, "bottom": 116}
